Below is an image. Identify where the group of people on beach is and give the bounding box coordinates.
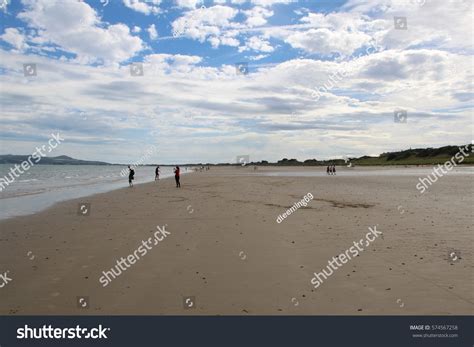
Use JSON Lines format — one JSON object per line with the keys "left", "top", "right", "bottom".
{"left": 127, "top": 163, "right": 336, "bottom": 187}
{"left": 127, "top": 165, "right": 181, "bottom": 188}
{"left": 197, "top": 166, "right": 210, "bottom": 172}
{"left": 327, "top": 165, "right": 336, "bottom": 175}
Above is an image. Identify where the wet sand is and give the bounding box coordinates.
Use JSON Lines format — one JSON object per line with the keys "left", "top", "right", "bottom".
{"left": 0, "top": 166, "right": 472, "bottom": 315}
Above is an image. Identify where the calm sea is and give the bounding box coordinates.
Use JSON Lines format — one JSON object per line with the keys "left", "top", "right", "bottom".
{"left": 0, "top": 164, "right": 188, "bottom": 220}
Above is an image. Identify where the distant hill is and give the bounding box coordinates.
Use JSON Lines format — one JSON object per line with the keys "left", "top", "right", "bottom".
{"left": 1, "top": 144, "right": 472, "bottom": 166}
{"left": 217, "top": 144, "right": 473, "bottom": 166}
{"left": 0, "top": 155, "right": 110, "bottom": 165}
{"left": 350, "top": 144, "right": 473, "bottom": 166}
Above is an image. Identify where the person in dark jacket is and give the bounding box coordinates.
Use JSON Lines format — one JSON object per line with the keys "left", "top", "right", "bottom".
{"left": 128, "top": 165, "right": 135, "bottom": 187}
{"left": 174, "top": 166, "right": 181, "bottom": 188}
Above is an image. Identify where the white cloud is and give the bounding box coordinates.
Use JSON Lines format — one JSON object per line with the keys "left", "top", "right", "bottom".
{"left": 0, "top": 42, "right": 471, "bottom": 162}
{"left": 132, "top": 26, "right": 141, "bottom": 33}
{"left": 244, "top": 6, "right": 273, "bottom": 27}
{"left": 0, "top": 28, "right": 28, "bottom": 51}
{"left": 251, "top": 0, "right": 293, "bottom": 7}
{"left": 272, "top": 12, "right": 377, "bottom": 56}
{"left": 17, "top": 0, "right": 144, "bottom": 64}
{"left": 240, "top": 36, "right": 274, "bottom": 52}
{"left": 172, "top": 5, "right": 240, "bottom": 47}
{"left": 212, "top": 0, "right": 246, "bottom": 4}
{"left": 285, "top": 28, "right": 370, "bottom": 55}
{"left": 146, "top": 53, "right": 202, "bottom": 65}
{"left": 175, "top": 0, "right": 203, "bottom": 9}
{"left": 147, "top": 24, "right": 158, "bottom": 40}
{"left": 248, "top": 54, "right": 268, "bottom": 60}
{"left": 122, "top": 0, "right": 162, "bottom": 15}
{"left": 343, "top": 0, "right": 473, "bottom": 53}
{"left": 213, "top": 0, "right": 293, "bottom": 7}
{"left": 0, "top": 0, "right": 472, "bottom": 162}
{"left": 145, "top": 53, "right": 202, "bottom": 72}
{"left": 209, "top": 34, "right": 240, "bottom": 48}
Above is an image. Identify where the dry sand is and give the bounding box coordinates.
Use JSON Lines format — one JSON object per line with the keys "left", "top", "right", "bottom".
{"left": 0, "top": 166, "right": 472, "bottom": 315}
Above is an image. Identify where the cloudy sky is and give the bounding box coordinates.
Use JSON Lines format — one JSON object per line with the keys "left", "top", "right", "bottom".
{"left": 0, "top": 0, "right": 472, "bottom": 164}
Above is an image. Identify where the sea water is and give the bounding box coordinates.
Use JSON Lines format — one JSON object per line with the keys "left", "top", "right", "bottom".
{"left": 0, "top": 164, "right": 186, "bottom": 220}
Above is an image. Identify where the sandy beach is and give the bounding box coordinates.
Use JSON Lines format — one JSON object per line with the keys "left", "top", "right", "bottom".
{"left": 0, "top": 166, "right": 472, "bottom": 315}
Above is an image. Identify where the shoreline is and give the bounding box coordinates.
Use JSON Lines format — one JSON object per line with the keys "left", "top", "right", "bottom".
{"left": 1, "top": 164, "right": 472, "bottom": 221}
{"left": 0, "top": 170, "right": 185, "bottom": 221}
{"left": 0, "top": 166, "right": 472, "bottom": 315}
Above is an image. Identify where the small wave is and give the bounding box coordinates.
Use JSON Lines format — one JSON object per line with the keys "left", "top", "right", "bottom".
{"left": 18, "top": 179, "right": 38, "bottom": 183}
{"left": 0, "top": 188, "right": 46, "bottom": 199}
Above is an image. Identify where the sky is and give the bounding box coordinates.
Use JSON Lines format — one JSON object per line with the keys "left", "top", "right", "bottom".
{"left": 0, "top": 0, "right": 472, "bottom": 164}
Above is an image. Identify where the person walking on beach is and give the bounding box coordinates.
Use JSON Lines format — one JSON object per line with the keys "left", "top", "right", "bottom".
{"left": 128, "top": 165, "right": 135, "bottom": 187}
{"left": 326, "top": 165, "right": 330, "bottom": 175}
{"left": 174, "top": 166, "right": 181, "bottom": 188}
{"left": 155, "top": 166, "right": 160, "bottom": 181}
{"left": 333, "top": 165, "right": 336, "bottom": 175}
